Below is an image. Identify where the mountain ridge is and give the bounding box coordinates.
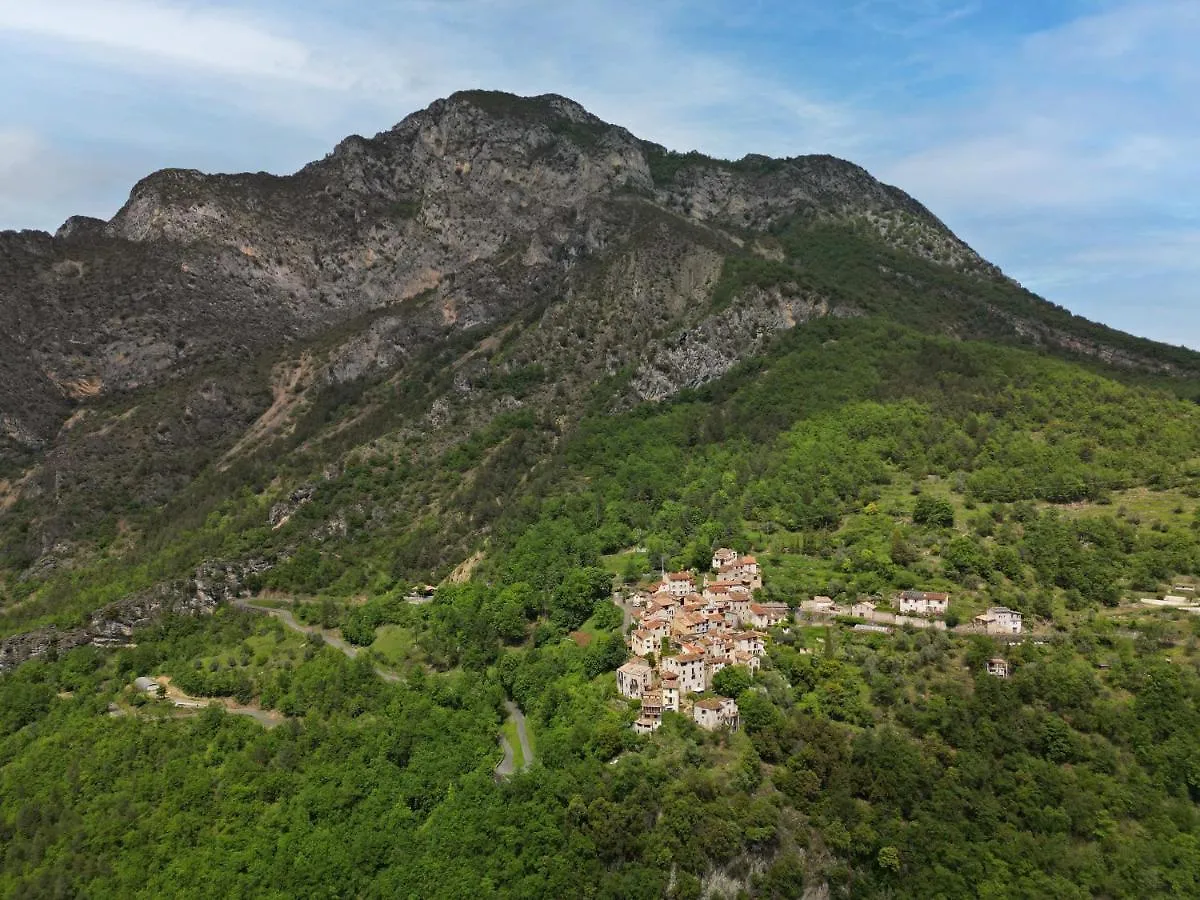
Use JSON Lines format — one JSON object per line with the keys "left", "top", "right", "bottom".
{"left": 2, "top": 88, "right": 1199, "bottom": 637}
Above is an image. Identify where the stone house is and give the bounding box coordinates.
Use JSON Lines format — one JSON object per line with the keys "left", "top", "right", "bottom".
{"left": 719, "top": 557, "right": 762, "bottom": 591}
{"left": 631, "top": 629, "right": 660, "bottom": 658}
{"left": 663, "top": 572, "right": 696, "bottom": 597}
{"left": 851, "top": 600, "right": 877, "bottom": 618}
{"left": 732, "top": 631, "right": 766, "bottom": 657}
{"left": 662, "top": 652, "right": 707, "bottom": 695}
{"left": 633, "top": 716, "right": 661, "bottom": 734}
{"left": 986, "top": 658, "right": 1010, "bottom": 678}
{"left": 748, "top": 602, "right": 789, "bottom": 629}
{"left": 693, "top": 697, "right": 740, "bottom": 731}
{"left": 897, "top": 590, "right": 949, "bottom": 617}
{"left": 712, "top": 548, "right": 739, "bottom": 571}
{"left": 670, "top": 612, "right": 703, "bottom": 640}
{"left": 617, "top": 658, "right": 654, "bottom": 698}
{"left": 661, "top": 672, "right": 680, "bottom": 712}
{"left": 975, "top": 606, "right": 1022, "bottom": 635}
{"left": 802, "top": 596, "right": 837, "bottom": 615}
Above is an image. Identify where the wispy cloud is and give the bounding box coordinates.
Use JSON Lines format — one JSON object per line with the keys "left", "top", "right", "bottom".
{"left": 0, "top": 1, "right": 330, "bottom": 84}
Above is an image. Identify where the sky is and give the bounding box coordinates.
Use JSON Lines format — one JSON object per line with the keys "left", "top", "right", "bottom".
{"left": 0, "top": 0, "right": 1196, "bottom": 347}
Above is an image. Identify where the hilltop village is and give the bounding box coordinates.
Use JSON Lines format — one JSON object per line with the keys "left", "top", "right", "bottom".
{"left": 617, "top": 549, "right": 780, "bottom": 734}
{"left": 617, "top": 550, "right": 1029, "bottom": 732}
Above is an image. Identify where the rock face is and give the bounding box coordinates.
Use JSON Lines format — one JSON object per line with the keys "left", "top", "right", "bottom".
{"left": 0, "top": 561, "right": 267, "bottom": 672}
{"left": 0, "top": 91, "right": 989, "bottom": 459}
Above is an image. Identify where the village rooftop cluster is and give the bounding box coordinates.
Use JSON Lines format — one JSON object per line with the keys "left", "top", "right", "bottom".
{"left": 617, "top": 549, "right": 781, "bottom": 734}
{"left": 616, "top": 550, "right": 1032, "bottom": 729}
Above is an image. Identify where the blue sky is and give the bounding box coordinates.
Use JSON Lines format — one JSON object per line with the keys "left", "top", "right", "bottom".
{"left": 0, "top": 0, "right": 1196, "bottom": 347}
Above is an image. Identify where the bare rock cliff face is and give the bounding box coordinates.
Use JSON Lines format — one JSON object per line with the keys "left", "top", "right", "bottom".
{"left": 0, "top": 91, "right": 977, "bottom": 455}
{"left": 0, "top": 561, "right": 266, "bottom": 672}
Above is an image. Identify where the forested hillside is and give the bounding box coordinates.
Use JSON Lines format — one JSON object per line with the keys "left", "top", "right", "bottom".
{"left": 3, "top": 91, "right": 1200, "bottom": 898}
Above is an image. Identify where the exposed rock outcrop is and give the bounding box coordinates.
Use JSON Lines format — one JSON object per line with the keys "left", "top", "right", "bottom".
{"left": 0, "top": 560, "right": 269, "bottom": 672}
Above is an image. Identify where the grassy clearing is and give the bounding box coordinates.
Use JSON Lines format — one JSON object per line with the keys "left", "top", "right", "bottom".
{"left": 371, "top": 625, "right": 415, "bottom": 666}
{"left": 599, "top": 549, "right": 651, "bottom": 581}
{"left": 501, "top": 718, "right": 525, "bottom": 770}
{"left": 1047, "top": 486, "right": 1198, "bottom": 524}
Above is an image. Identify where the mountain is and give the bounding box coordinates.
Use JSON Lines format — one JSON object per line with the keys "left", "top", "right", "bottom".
{"left": 3, "top": 90, "right": 1198, "bottom": 605}
{"left": 4, "top": 91, "right": 1200, "bottom": 898}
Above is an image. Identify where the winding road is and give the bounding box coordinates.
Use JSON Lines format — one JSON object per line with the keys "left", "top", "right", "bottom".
{"left": 495, "top": 700, "right": 534, "bottom": 778}
{"left": 232, "top": 599, "right": 402, "bottom": 683}
{"left": 234, "top": 599, "right": 536, "bottom": 775}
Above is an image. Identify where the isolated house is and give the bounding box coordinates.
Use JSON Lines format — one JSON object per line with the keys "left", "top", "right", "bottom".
{"left": 975, "top": 607, "right": 1022, "bottom": 635}
{"left": 986, "top": 658, "right": 1011, "bottom": 678}
{"left": 897, "top": 590, "right": 949, "bottom": 617}
{"left": 803, "top": 596, "right": 837, "bottom": 615}
{"left": 616, "top": 659, "right": 654, "bottom": 698}
{"left": 693, "top": 697, "right": 740, "bottom": 731}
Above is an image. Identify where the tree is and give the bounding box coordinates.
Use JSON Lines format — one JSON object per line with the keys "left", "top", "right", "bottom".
{"left": 878, "top": 846, "right": 901, "bottom": 874}
{"left": 551, "top": 567, "right": 613, "bottom": 631}
{"left": 913, "top": 495, "right": 955, "bottom": 529}
{"left": 889, "top": 528, "right": 919, "bottom": 566}
{"left": 712, "top": 665, "right": 753, "bottom": 698}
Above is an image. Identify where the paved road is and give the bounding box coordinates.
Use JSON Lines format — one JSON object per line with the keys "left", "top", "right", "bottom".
{"left": 232, "top": 599, "right": 401, "bottom": 683}
{"left": 495, "top": 728, "right": 516, "bottom": 777}
{"left": 615, "top": 596, "right": 634, "bottom": 633}
{"left": 494, "top": 700, "right": 534, "bottom": 778}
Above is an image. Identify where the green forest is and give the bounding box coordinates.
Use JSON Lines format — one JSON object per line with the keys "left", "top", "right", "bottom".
{"left": 4, "top": 318, "right": 1200, "bottom": 897}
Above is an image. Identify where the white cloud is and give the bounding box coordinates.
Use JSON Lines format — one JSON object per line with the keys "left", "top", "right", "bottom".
{"left": 0, "top": 0, "right": 333, "bottom": 84}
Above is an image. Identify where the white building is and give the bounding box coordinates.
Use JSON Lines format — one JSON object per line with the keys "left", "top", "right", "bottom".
{"left": 693, "top": 697, "right": 739, "bottom": 731}
{"left": 975, "top": 606, "right": 1022, "bottom": 635}
{"left": 662, "top": 652, "right": 707, "bottom": 695}
{"left": 661, "top": 673, "right": 680, "bottom": 712}
{"left": 711, "top": 548, "right": 739, "bottom": 571}
{"left": 897, "top": 590, "right": 949, "bottom": 617}
{"left": 662, "top": 572, "right": 696, "bottom": 597}
{"left": 986, "top": 658, "right": 1011, "bottom": 678}
{"left": 732, "top": 631, "right": 766, "bottom": 657}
